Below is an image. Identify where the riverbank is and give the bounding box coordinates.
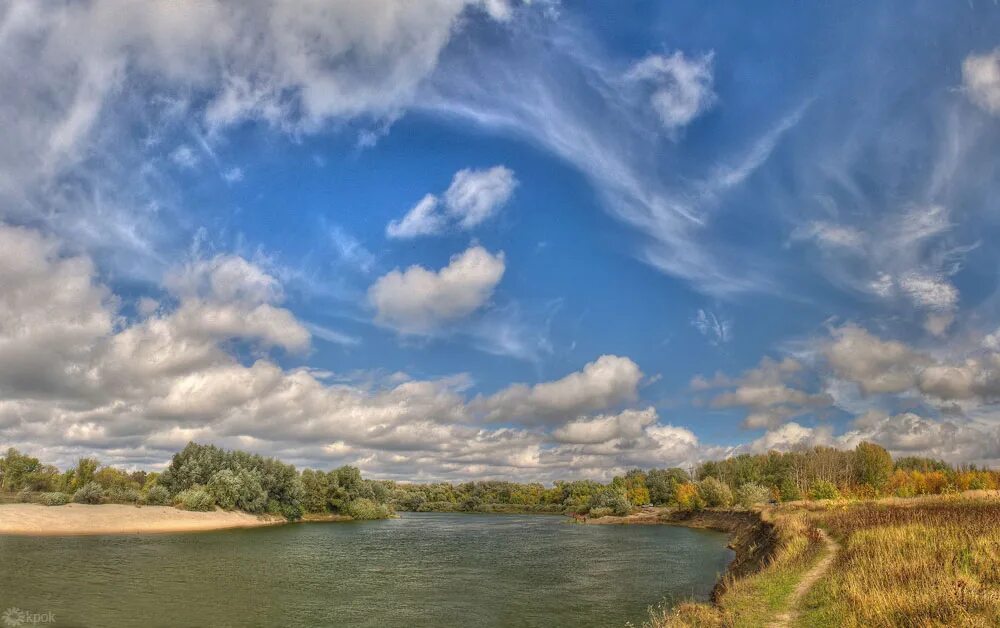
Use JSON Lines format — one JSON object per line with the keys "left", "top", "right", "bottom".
{"left": 0, "top": 503, "right": 285, "bottom": 536}
{"left": 639, "top": 491, "right": 1000, "bottom": 627}
{"left": 584, "top": 507, "right": 780, "bottom": 602}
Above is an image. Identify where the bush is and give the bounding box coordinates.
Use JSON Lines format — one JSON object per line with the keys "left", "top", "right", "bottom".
{"left": 697, "top": 477, "right": 733, "bottom": 508}
{"left": 73, "top": 482, "right": 105, "bottom": 504}
{"left": 736, "top": 482, "right": 770, "bottom": 509}
{"left": 590, "top": 488, "right": 632, "bottom": 516}
{"left": 674, "top": 482, "right": 705, "bottom": 510}
{"left": 16, "top": 488, "right": 32, "bottom": 503}
{"left": 809, "top": 480, "right": 841, "bottom": 501}
{"left": 587, "top": 507, "right": 614, "bottom": 518}
{"left": 344, "top": 498, "right": 393, "bottom": 520}
{"left": 143, "top": 485, "right": 171, "bottom": 506}
{"left": 105, "top": 486, "right": 141, "bottom": 504}
{"left": 39, "top": 492, "right": 71, "bottom": 506}
{"left": 175, "top": 486, "right": 215, "bottom": 511}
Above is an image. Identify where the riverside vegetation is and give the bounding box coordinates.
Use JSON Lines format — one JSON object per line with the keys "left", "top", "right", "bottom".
{"left": 3, "top": 441, "right": 999, "bottom": 626}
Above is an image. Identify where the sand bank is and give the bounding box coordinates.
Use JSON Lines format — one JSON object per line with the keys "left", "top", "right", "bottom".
{"left": 0, "top": 503, "right": 284, "bottom": 536}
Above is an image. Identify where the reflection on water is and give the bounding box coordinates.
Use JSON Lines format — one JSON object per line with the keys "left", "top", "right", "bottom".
{"left": 0, "top": 512, "right": 733, "bottom": 627}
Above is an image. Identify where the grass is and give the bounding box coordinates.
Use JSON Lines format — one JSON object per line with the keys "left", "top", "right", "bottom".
{"left": 795, "top": 492, "right": 1000, "bottom": 627}
{"left": 641, "top": 491, "right": 1000, "bottom": 628}
{"left": 642, "top": 509, "right": 825, "bottom": 627}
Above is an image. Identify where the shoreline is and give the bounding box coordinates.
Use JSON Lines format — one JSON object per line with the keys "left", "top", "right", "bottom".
{"left": 581, "top": 507, "right": 777, "bottom": 602}
{"left": 0, "top": 503, "right": 286, "bottom": 536}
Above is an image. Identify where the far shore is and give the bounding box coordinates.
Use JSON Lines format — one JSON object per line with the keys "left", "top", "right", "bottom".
{"left": 0, "top": 503, "right": 286, "bottom": 536}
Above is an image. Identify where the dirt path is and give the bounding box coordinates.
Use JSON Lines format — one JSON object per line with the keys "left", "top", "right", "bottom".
{"left": 768, "top": 528, "right": 839, "bottom": 628}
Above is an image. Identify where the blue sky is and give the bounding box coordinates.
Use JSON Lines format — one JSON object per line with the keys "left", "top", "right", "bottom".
{"left": 2, "top": 1, "right": 1000, "bottom": 479}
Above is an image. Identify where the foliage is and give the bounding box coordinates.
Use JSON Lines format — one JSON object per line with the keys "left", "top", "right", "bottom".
{"left": 809, "top": 480, "right": 840, "bottom": 500}
{"left": 344, "top": 498, "right": 394, "bottom": 520}
{"left": 72, "top": 481, "right": 105, "bottom": 504}
{"left": 39, "top": 492, "right": 71, "bottom": 506}
{"left": 105, "top": 486, "right": 142, "bottom": 504}
{"left": 674, "top": 482, "right": 705, "bottom": 510}
{"left": 697, "top": 477, "right": 733, "bottom": 507}
{"left": 852, "top": 442, "right": 893, "bottom": 491}
{"left": 143, "top": 485, "right": 171, "bottom": 506}
{"left": 646, "top": 468, "right": 690, "bottom": 505}
{"left": 735, "top": 482, "right": 770, "bottom": 509}
{"left": 175, "top": 486, "right": 215, "bottom": 511}
{"left": 161, "top": 442, "right": 302, "bottom": 519}
{"left": 590, "top": 487, "right": 633, "bottom": 515}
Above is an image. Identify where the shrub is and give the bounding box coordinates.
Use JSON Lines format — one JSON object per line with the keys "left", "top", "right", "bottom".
{"left": 735, "top": 482, "right": 770, "bottom": 509}
{"left": 344, "top": 498, "right": 393, "bottom": 520}
{"left": 39, "top": 492, "right": 71, "bottom": 506}
{"left": 809, "top": 480, "right": 841, "bottom": 501}
{"left": 16, "top": 488, "right": 33, "bottom": 503}
{"left": 143, "top": 485, "right": 171, "bottom": 506}
{"left": 73, "top": 482, "right": 105, "bottom": 504}
{"left": 175, "top": 486, "right": 215, "bottom": 511}
{"left": 697, "top": 477, "right": 733, "bottom": 507}
{"left": 105, "top": 486, "right": 141, "bottom": 504}
{"left": 779, "top": 478, "right": 802, "bottom": 502}
{"left": 674, "top": 482, "right": 705, "bottom": 510}
{"left": 590, "top": 488, "right": 632, "bottom": 516}
{"left": 588, "top": 507, "right": 614, "bottom": 518}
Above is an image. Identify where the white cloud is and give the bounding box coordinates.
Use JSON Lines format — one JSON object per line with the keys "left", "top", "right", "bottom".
{"left": 368, "top": 245, "right": 506, "bottom": 334}
{"left": 170, "top": 145, "right": 198, "bottom": 169}
{"left": 476, "top": 354, "right": 642, "bottom": 424}
{"left": 387, "top": 194, "right": 448, "bottom": 239}
{"left": 552, "top": 407, "right": 657, "bottom": 444}
{"left": 963, "top": 48, "right": 1000, "bottom": 115}
{"left": 704, "top": 357, "right": 831, "bottom": 429}
{"left": 692, "top": 309, "right": 732, "bottom": 345}
{"left": 444, "top": 165, "right": 518, "bottom": 229}
{"left": 387, "top": 166, "right": 517, "bottom": 239}
{"left": 627, "top": 51, "right": 716, "bottom": 131}
{"left": 824, "top": 324, "right": 929, "bottom": 395}
{"left": 0, "top": 223, "right": 691, "bottom": 479}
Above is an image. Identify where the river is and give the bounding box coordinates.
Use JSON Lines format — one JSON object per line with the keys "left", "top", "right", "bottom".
{"left": 0, "top": 512, "right": 733, "bottom": 627}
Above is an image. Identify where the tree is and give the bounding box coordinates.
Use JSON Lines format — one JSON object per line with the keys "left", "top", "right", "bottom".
{"left": 0, "top": 448, "right": 42, "bottom": 492}
{"left": 735, "top": 482, "right": 770, "bottom": 509}
{"left": 646, "top": 468, "right": 690, "bottom": 505}
{"left": 697, "top": 477, "right": 733, "bottom": 507}
{"left": 853, "top": 442, "right": 893, "bottom": 493}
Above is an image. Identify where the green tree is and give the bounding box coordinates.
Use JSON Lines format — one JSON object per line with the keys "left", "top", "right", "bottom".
{"left": 0, "top": 448, "right": 42, "bottom": 492}
{"left": 646, "top": 468, "right": 690, "bottom": 505}
{"left": 853, "top": 442, "right": 893, "bottom": 492}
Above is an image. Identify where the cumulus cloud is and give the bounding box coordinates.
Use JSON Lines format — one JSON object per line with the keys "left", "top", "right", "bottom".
{"left": 477, "top": 355, "right": 643, "bottom": 425}
{"left": 824, "top": 324, "right": 930, "bottom": 395}
{"left": 963, "top": 48, "right": 1000, "bottom": 115}
{"left": 700, "top": 357, "right": 832, "bottom": 429}
{"left": 552, "top": 407, "right": 658, "bottom": 444}
{"left": 0, "top": 223, "right": 696, "bottom": 479}
{"left": 368, "top": 245, "right": 506, "bottom": 334}
{"left": 626, "top": 51, "right": 716, "bottom": 132}
{"left": 387, "top": 166, "right": 517, "bottom": 238}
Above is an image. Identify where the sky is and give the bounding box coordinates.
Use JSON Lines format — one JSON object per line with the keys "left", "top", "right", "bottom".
{"left": 2, "top": 0, "right": 1000, "bottom": 480}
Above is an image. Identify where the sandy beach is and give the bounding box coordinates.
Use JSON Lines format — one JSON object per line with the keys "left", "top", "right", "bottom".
{"left": 0, "top": 503, "right": 284, "bottom": 536}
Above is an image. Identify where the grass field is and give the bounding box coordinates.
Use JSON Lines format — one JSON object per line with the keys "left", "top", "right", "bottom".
{"left": 642, "top": 491, "right": 1000, "bottom": 627}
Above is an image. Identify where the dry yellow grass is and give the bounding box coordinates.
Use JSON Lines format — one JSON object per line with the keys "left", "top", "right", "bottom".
{"left": 640, "top": 492, "right": 1000, "bottom": 628}
{"left": 798, "top": 492, "right": 1000, "bottom": 627}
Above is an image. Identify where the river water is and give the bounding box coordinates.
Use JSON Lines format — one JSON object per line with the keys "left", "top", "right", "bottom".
{"left": 0, "top": 512, "right": 732, "bottom": 627}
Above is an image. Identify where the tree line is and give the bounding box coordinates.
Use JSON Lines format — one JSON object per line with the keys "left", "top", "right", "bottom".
{"left": 0, "top": 443, "right": 395, "bottom": 520}
{"left": 2, "top": 441, "right": 997, "bottom": 520}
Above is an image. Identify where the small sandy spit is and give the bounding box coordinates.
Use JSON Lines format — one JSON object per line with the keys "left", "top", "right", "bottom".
{"left": 0, "top": 503, "right": 283, "bottom": 536}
